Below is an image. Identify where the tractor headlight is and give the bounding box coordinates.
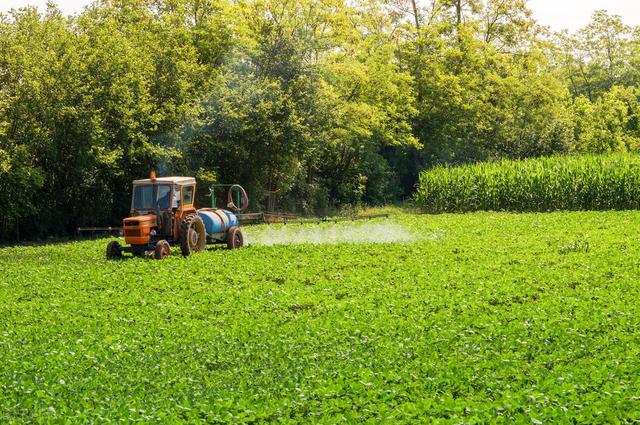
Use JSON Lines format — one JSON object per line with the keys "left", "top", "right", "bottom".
{"left": 150, "top": 229, "right": 157, "bottom": 236}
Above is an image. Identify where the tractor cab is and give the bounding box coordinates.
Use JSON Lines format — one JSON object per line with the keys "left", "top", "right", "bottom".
{"left": 130, "top": 176, "right": 195, "bottom": 215}
{"left": 106, "top": 172, "right": 246, "bottom": 260}
{"left": 131, "top": 182, "right": 175, "bottom": 213}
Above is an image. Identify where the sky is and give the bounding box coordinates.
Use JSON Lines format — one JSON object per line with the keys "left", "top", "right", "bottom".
{"left": 1, "top": 0, "right": 640, "bottom": 33}
{"left": 527, "top": 0, "right": 640, "bottom": 32}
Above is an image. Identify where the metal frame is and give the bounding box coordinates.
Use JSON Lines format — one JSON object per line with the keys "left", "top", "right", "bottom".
{"left": 209, "top": 184, "right": 243, "bottom": 210}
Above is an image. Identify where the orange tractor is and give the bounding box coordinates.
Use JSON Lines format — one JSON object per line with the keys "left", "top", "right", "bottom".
{"left": 106, "top": 173, "right": 247, "bottom": 259}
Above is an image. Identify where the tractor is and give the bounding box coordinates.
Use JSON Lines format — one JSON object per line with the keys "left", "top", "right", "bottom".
{"left": 106, "top": 172, "right": 247, "bottom": 259}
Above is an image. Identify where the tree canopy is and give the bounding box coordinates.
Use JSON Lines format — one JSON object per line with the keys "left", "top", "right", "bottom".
{"left": 1, "top": 0, "right": 640, "bottom": 239}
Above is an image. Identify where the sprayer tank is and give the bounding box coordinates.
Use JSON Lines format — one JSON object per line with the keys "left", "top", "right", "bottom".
{"left": 197, "top": 209, "right": 239, "bottom": 238}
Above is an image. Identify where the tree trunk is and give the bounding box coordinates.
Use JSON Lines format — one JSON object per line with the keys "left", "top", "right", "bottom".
{"left": 410, "top": 0, "right": 420, "bottom": 30}
{"left": 455, "top": 0, "right": 462, "bottom": 26}
{"left": 411, "top": 0, "right": 424, "bottom": 103}
{"left": 455, "top": 0, "right": 463, "bottom": 46}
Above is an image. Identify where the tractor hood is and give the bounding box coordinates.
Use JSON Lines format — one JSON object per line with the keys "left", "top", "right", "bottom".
{"left": 122, "top": 214, "right": 157, "bottom": 246}
{"left": 123, "top": 214, "right": 156, "bottom": 226}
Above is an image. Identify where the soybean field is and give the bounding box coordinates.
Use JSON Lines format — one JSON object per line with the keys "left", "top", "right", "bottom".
{"left": 1, "top": 211, "right": 640, "bottom": 423}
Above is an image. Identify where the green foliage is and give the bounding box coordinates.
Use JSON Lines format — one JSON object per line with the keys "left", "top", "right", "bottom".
{"left": 405, "top": 3, "right": 576, "bottom": 163}
{"left": 3, "top": 1, "right": 640, "bottom": 239}
{"left": 555, "top": 11, "right": 640, "bottom": 100}
{"left": 415, "top": 154, "right": 640, "bottom": 212}
{"left": 0, "top": 1, "right": 218, "bottom": 238}
{"left": 187, "top": 0, "right": 417, "bottom": 211}
{"left": 2, "top": 211, "right": 640, "bottom": 421}
{"left": 0, "top": 145, "right": 44, "bottom": 237}
{"left": 573, "top": 86, "right": 640, "bottom": 153}
{"left": 0, "top": 0, "right": 418, "bottom": 232}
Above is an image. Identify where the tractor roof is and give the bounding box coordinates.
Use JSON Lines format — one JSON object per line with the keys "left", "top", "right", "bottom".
{"left": 133, "top": 176, "right": 196, "bottom": 185}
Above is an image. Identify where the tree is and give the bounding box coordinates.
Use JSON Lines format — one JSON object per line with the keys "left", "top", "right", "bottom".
{"left": 557, "top": 11, "right": 637, "bottom": 100}
{"left": 187, "top": 0, "right": 417, "bottom": 211}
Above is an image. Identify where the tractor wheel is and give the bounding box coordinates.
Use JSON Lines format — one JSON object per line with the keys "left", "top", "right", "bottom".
{"left": 180, "top": 214, "right": 206, "bottom": 257}
{"left": 226, "top": 227, "right": 244, "bottom": 250}
{"left": 154, "top": 240, "right": 171, "bottom": 260}
{"left": 106, "top": 240, "right": 122, "bottom": 259}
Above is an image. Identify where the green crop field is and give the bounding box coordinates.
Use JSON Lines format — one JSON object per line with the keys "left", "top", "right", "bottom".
{"left": 2, "top": 211, "right": 640, "bottom": 423}
{"left": 415, "top": 154, "right": 640, "bottom": 213}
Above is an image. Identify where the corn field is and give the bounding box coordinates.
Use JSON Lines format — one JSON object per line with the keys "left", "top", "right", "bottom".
{"left": 415, "top": 154, "right": 640, "bottom": 213}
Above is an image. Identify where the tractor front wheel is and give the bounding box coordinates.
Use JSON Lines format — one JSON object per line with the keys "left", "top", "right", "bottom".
{"left": 154, "top": 240, "right": 171, "bottom": 260}
{"left": 106, "top": 241, "right": 122, "bottom": 259}
{"left": 180, "top": 214, "right": 206, "bottom": 257}
{"left": 226, "top": 227, "right": 244, "bottom": 250}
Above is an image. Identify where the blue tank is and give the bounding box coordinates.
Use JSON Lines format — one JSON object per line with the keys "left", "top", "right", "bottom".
{"left": 197, "top": 209, "right": 239, "bottom": 237}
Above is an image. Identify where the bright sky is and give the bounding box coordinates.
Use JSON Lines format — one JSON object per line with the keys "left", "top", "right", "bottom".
{"left": 1, "top": 0, "right": 640, "bottom": 32}
{"left": 527, "top": 0, "right": 640, "bottom": 31}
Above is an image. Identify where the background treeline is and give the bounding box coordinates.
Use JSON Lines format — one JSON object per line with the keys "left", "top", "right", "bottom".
{"left": 2, "top": 0, "right": 640, "bottom": 239}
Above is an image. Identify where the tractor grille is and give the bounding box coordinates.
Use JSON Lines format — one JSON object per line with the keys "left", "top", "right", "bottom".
{"left": 124, "top": 228, "right": 143, "bottom": 237}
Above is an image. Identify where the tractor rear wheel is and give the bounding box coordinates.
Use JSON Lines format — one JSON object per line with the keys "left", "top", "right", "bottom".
{"left": 106, "top": 241, "right": 122, "bottom": 259}
{"left": 154, "top": 240, "right": 171, "bottom": 260}
{"left": 180, "top": 214, "right": 206, "bottom": 257}
{"left": 226, "top": 227, "right": 244, "bottom": 250}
